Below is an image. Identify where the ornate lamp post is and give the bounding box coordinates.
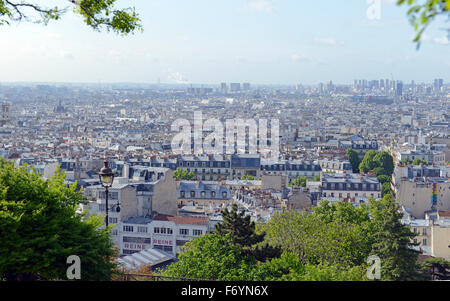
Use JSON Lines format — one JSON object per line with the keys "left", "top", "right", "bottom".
{"left": 99, "top": 161, "right": 114, "bottom": 227}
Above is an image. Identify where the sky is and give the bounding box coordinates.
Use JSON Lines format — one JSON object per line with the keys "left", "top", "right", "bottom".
{"left": 0, "top": 0, "right": 449, "bottom": 85}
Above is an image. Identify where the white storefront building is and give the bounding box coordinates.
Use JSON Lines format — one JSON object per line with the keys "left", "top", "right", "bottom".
{"left": 119, "top": 214, "right": 209, "bottom": 257}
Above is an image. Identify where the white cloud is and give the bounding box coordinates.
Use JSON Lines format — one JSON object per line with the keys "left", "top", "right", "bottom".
{"left": 421, "top": 34, "right": 450, "bottom": 45}
{"left": 243, "top": 0, "right": 276, "bottom": 13}
{"left": 291, "top": 54, "right": 307, "bottom": 62}
{"left": 313, "top": 37, "right": 344, "bottom": 46}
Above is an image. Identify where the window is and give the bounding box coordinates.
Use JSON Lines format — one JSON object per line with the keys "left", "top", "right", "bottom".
{"left": 176, "top": 240, "right": 188, "bottom": 247}
{"left": 154, "top": 227, "right": 160, "bottom": 234}
{"left": 138, "top": 226, "right": 148, "bottom": 233}
{"left": 222, "top": 191, "right": 228, "bottom": 199}
{"left": 123, "top": 226, "right": 134, "bottom": 232}
{"left": 123, "top": 250, "right": 139, "bottom": 255}
{"left": 190, "top": 191, "right": 195, "bottom": 198}
{"left": 123, "top": 237, "right": 151, "bottom": 244}
{"left": 109, "top": 217, "right": 118, "bottom": 224}
{"left": 193, "top": 229, "right": 203, "bottom": 236}
{"left": 180, "top": 229, "right": 189, "bottom": 236}
{"left": 180, "top": 191, "right": 185, "bottom": 198}
{"left": 423, "top": 239, "right": 427, "bottom": 245}
{"left": 154, "top": 245, "right": 173, "bottom": 253}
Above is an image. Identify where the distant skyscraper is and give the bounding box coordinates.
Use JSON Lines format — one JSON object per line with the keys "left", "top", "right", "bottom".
{"left": 396, "top": 81, "right": 403, "bottom": 97}
{"left": 243, "top": 83, "right": 251, "bottom": 91}
{"left": 434, "top": 78, "right": 443, "bottom": 93}
{"left": 0, "top": 102, "right": 10, "bottom": 126}
{"left": 326, "top": 80, "right": 334, "bottom": 93}
{"left": 220, "top": 82, "right": 227, "bottom": 93}
{"left": 318, "top": 82, "right": 324, "bottom": 94}
{"left": 230, "top": 83, "right": 241, "bottom": 92}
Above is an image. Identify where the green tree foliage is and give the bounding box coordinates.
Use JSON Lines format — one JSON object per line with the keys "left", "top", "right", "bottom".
{"left": 347, "top": 148, "right": 361, "bottom": 173}
{"left": 174, "top": 168, "right": 196, "bottom": 181}
{"left": 359, "top": 151, "right": 394, "bottom": 177}
{"left": 215, "top": 204, "right": 265, "bottom": 248}
{"left": 160, "top": 234, "right": 255, "bottom": 281}
{"left": 412, "top": 158, "right": 428, "bottom": 165}
{"left": 262, "top": 196, "right": 424, "bottom": 281}
{"left": 359, "top": 150, "right": 378, "bottom": 173}
{"left": 397, "top": 0, "right": 450, "bottom": 48}
{"left": 262, "top": 204, "right": 374, "bottom": 267}
{"left": 373, "top": 152, "right": 395, "bottom": 176}
{"left": 290, "top": 177, "right": 307, "bottom": 187}
{"left": 251, "top": 252, "right": 368, "bottom": 281}
{"left": 420, "top": 257, "right": 450, "bottom": 280}
{"left": 241, "top": 174, "right": 255, "bottom": 181}
{"left": 163, "top": 196, "right": 425, "bottom": 281}
{"left": 214, "top": 204, "right": 280, "bottom": 261}
{"left": 0, "top": 0, "right": 142, "bottom": 35}
{"left": 382, "top": 182, "right": 391, "bottom": 197}
{"left": 0, "top": 158, "right": 117, "bottom": 280}
{"left": 369, "top": 195, "right": 423, "bottom": 281}
{"left": 161, "top": 235, "right": 368, "bottom": 281}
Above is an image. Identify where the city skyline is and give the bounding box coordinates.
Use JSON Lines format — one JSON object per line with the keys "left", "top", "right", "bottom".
{"left": 0, "top": 0, "right": 449, "bottom": 85}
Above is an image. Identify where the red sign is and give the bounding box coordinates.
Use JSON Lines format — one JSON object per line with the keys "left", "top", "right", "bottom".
{"left": 123, "top": 243, "right": 148, "bottom": 250}
{"left": 153, "top": 239, "right": 173, "bottom": 246}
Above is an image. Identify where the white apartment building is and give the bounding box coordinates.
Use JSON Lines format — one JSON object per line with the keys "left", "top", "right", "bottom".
{"left": 119, "top": 214, "right": 209, "bottom": 256}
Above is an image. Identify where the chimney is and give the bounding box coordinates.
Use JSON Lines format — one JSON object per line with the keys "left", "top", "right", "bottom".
{"left": 123, "top": 163, "right": 130, "bottom": 178}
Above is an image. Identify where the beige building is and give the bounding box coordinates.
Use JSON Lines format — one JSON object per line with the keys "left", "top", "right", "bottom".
{"left": 396, "top": 179, "right": 450, "bottom": 219}
{"left": 262, "top": 173, "right": 288, "bottom": 191}
{"left": 402, "top": 210, "right": 450, "bottom": 261}
{"left": 430, "top": 211, "right": 450, "bottom": 261}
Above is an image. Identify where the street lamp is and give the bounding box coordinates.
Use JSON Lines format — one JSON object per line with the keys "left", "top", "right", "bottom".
{"left": 99, "top": 161, "right": 114, "bottom": 227}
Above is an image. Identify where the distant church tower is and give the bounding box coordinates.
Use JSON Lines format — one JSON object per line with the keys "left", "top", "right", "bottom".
{"left": 0, "top": 102, "right": 10, "bottom": 126}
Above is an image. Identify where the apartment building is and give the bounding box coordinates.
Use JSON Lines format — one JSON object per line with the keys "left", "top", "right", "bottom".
{"left": 119, "top": 214, "right": 209, "bottom": 256}
{"left": 320, "top": 172, "right": 382, "bottom": 202}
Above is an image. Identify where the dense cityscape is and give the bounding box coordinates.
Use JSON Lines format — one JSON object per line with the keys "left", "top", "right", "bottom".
{"left": 0, "top": 77, "right": 449, "bottom": 278}
{"left": 1, "top": 0, "right": 450, "bottom": 289}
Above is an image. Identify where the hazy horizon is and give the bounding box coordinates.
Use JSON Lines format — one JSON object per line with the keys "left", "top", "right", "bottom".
{"left": 0, "top": 0, "right": 449, "bottom": 85}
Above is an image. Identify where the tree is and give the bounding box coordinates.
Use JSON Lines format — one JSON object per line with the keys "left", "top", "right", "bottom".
{"left": 359, "top": 151, "right": 394, "bottom": 177}
{"left": 262, "top": 203, "right": 375, "bottom": 267}
{"left": 420, "top": 257, "right": 450, "bottom": 280}
{"left": 174, "top": 168, "right": 196, "bottom": 181}
{"left": 290, "top": 177, "right": 307, "bottom": 187}
{"left": 382, "top": 182, "right": 391, "bottom": 197}
{"left": 373, "top": 152, "right": 395, "bottom": 176}
{"left": 347, "top": 148, "right": 361, "bottom": 173}
{"left": 0, "top": 159, "right": 117, "bottom": 280}
{"left": 0, "top": 0, "right": 142, "bottom": 35}
{"left": 412, "top": 158, "right": 428, "bottom": 166}
{"left": 215, "top": 204, "right": 280, "bottom": 262}
{"left": 159, "top": 234, "right": 255, "bottom": 281}
{"left": 241, "top": 174, "right": 255, "bottom": 181}
{"left": 377, "top": 175, "right": 391, "bottom": 185}
{"left": 397, "top": 0, "right": 450, "bottom": 48}
{"left": 359, "top": 150, "right": 378, "bottom": 173}
{"left": 369, "top": 195, "right": 423, "bottom": 281}
{"left": 251, "top": 252, "right": 368, "bottom": 281}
